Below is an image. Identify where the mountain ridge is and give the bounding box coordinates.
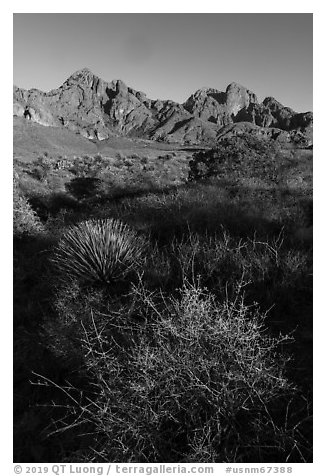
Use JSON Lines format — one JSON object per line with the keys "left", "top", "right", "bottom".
{"left": 13, "top": 68, "right": 313, "bottom": 146}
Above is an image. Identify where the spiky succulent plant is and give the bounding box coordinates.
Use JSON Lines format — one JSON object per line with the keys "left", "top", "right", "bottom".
{"left": 53, "top": 218, "right": 147, "bottom": 284}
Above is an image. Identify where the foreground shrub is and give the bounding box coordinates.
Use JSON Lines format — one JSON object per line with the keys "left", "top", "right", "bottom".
{"left": 38, "top": 280, "right": 307, "bottom": 463}
{"left": 52, "top": 218, "right": 147, "bottom": 285}
{"left": 13, "top": 174, "right": 44, "bottom": 237}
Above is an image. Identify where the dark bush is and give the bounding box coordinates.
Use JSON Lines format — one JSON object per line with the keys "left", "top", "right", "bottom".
{"left": 189, "top": 133, "right": 280, "bottom": 182}
{"left": 66, "top": 177, "right": 105, "bottom": 200}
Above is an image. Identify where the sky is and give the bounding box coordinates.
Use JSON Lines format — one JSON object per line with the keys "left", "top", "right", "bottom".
{"left": 4, "top": 6, "right": 325, "bottom": 469}
{"left": 14, "top": 13, "right": 313, "bottom": 114}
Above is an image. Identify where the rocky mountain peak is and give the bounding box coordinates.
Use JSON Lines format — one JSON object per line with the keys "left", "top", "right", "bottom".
{"left": 64, "top": 68, "right": 101, "bottom": 89}
{"left": 225, "top": 82, "right": 258, "bottom": 116}
{"left": 111, "top": 79, "right": 128, "bottom": 95}
{"left": 262, "top": 96, "right": 296, "bottom": 114}
{"left": 226, "top": 81, "right": 248, "bottom": 92}
{"left": 13, "top": 69, "right": 313, "bottom": 146}
{"left": 70, "top": 67, "right": 93, "bottom": 76}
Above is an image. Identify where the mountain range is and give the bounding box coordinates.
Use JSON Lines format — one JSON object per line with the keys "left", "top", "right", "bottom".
{"left": 13, "top": 68, "right": 313, "bottom": 146}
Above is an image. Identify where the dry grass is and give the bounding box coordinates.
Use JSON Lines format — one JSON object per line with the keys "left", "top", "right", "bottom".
{"left": 13, "top": 136, "right": 312, "bottom": 462}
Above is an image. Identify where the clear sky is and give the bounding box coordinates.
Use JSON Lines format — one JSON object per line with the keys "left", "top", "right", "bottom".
{"left": 13, "top": 13, "right": 313, "bottom": 112}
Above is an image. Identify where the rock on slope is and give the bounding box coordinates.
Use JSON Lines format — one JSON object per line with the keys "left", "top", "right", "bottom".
{"left": 13, "top": 68, "right": 313, "bottom": 146}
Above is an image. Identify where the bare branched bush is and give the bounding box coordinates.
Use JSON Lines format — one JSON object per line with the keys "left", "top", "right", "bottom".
{"left": 36, "top": 279, "right": 305, "bottom": 463}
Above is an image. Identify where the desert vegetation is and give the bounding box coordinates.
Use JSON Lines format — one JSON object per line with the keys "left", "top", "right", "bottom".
{"left": 13, "top": 133, "right": 312, "bottom": 462}
{"left": 53, "top": 218, "right": 147, "bottom": 285}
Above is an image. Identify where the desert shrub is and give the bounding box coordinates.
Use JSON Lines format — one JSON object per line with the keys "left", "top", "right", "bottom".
{"left": 189, "top": 133, "right": 280, "bottom": 182}
{"left": 66, "top": 177, "right": 105, "bottom": 200}
{"left": 39, "top": 280, "right": 306, "bottom": 463}
{"left": 169, "top": 229, "right": 310, "bottom": 319}
{"left": 115, "top": 152, "right": 125, "bottom": 164}
{"left": 13, "top": 174, "right": 44, "bottom": 237}
{"left": 29, "top": 165, "right": 49, "bottom": 182}
{"left": 69, "top": 155, "right": 104, "bottom": 178}
{"left": 123, "top": 158, "right": 133, "bottom": 167}
{"left": 158, "top": 154, "right": 173, "bottom": 163}
{"left": 25, "top": 156, "right": 54, "bottom": 181}
{"left": 129, "top": 154, "right": 141, "bottom": 160}
{"left": 171, "top": 229, "right": 283, "bottom": 284}
{"left": 52, "top": 218, "right": 147, "bottom": 285}
{"left": 27, "top": 192, "right": 80, "bottom": 222}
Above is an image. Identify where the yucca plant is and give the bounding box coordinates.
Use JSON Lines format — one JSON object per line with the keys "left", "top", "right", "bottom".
{"left": 53, "top": 218, "right": 147, "bottom": 284}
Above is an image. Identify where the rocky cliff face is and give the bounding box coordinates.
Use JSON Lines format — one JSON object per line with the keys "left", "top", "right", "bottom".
{"left": 13, "top": 68, "right": 313, "bottom": 146}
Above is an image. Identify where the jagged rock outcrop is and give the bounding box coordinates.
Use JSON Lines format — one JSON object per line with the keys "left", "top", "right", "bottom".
{"left": 225, "top": 82, "right": 259, "bottom": 117}
{"left": 183, "top": 87, "right": 229, "bottom": 126}
{"left": 13, "top": 67, "right": 313, "bottom": 146}
{"left": 214, "top": 122, "right": 290, "bottom": 143}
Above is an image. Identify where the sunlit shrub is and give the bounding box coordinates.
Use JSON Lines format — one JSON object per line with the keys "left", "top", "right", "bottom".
{"left": 13, "top": 174, "right": 44, "bottom": 237}
{"left": 40, "top": 279, "right": 302, "bottom": 462}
